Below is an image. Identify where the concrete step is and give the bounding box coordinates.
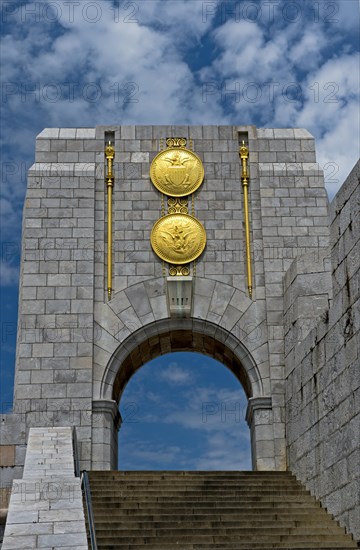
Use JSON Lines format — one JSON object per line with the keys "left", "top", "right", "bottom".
{"left": 92, "top": 518, "right": 345, "bottom": 535}
{"left": 92, "top": 503, "right": 326, "bottom": 513}
{"left": 90, "top": 488, "right": 307, "bottom": 494}
{"left": 89, "top": 472, "right": 299, "bottom": 476}
{"left": 92, "top": 512, "right": 334, "bottom": 523}
{"left": 94, "top": 527, "right": 347, "bottom": 538}
{"left": 89, "top": 482, "right": 305, "bottom": 489}
{"left": 94, "top": 534, "right": 357, "bottom": 546}
{"left": 89, "top": 473, "right": 295, "bottom": 483}
{"left": 93, "top": 542, "right": 353, "bottom": 550}
{"left": 90, "top": 496, "right": 323, "bottom": 504}
{"left": 90, "top": 472, "right": 294, "bottom": 480}
{"left": 85, "top": 471, "right": 359, "bottom": 549}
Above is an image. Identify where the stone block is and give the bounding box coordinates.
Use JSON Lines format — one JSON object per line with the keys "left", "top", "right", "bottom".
{"left": 149, "top": 296, "right": 167, "bottom": 320}
{"left": 131, "top": 152, "right": 149, "bottom": 162}
{"left": 125, "top": 283, "right": 152, "bottom": 317}
{"left": 53, "top": 343, "right": 78, "bottom": 357}
{"left": 269, "top": 140, "right": 286, "bottom": 152}
{"left": 46, "top": 300, "right": 71, "bottom": 314}
{"left": 37, "top": 129, "right": 60, "bottom": 139}
{"left": 294, "top": 128, "right": 313, "bottom": 138}
{"left": 76, "top": 128, "right": 96, "bottom": 139}
{"left": 276, "top": 152, "right": 296, "bottom": 162}
{"left": 120, "top": 126, "right": 136, "bottom": 139}
{"left": 59, "top": 129, "right": 77, "bottom": 139}
{"left": 274, "top": 129, "right": 295, "bottom": 138}
{"left": 31, "top": 371, "right": 54, "bottom": 384}
{"left": 47, "top": 274, "right": 71, "bottom": 287}
{"left": 0, "top": 445, "right": 15, "bottom": 467}
{"left": 259, "top": 152, "right": 277, "bottom": 162}
{"left": 41, "top": 384, "right": 67, "bottom": 398}
{"left": 257, "top": 129, "right": 274, "bottom": 138}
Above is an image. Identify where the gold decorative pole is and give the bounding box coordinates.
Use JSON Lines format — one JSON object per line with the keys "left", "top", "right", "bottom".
{"left": 105, "top": 142, "right": 115, "bottom": 300}
{"left": 240, "top": 141, "right": 252, "bottom": 298}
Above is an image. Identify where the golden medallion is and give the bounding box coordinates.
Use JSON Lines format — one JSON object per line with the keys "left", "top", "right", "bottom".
{"left": 150, "top": 147, "right": 204, "bottom": 197}
{"left": 151, "top": 214, "right": 206, "bottom": 265}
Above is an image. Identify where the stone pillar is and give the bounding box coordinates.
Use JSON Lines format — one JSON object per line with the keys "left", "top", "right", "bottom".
{"left": 92, "top": 400, "right": 122, "bottom": 470}
{"left": 246, "top": 397, "right": 276, "bottom": 470}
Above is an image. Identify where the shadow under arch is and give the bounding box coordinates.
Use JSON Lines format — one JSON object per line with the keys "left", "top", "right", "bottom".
{"left": 101, "top": 318, "right": 264, "bottom": 404}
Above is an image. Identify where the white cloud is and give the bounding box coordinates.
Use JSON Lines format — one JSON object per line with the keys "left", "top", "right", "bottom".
{"left": 314, "top": 105, "right": 360, "bottom": 198}
{"left": 119, "top": 441, "right": 184, "bottom": 468}
{"left": 199, "top": 16, "right": 359, "bottom": 194}
{"left": 0, "top": 198, "right": 18, "bottom": 225}
{"left": 159, "top": 363, "right": 194, "bottom": 385}
{"left": 336, "top": 0, "right": 360, "bottom": 32}
{"left": 211, "top": 20, "right": 265, "bottom": 75}
{"left": 146, "top": 391, "right": 162, "bottom": 403}
{"left": 0, "top": 260, "right": 20, "bottom": 287}
{"left": 163, "top": 385, "right": 248, "bottom": 434}
{"left": 288, "top": 26, "right": 327, "bottom": 70}
{"left": 195, "top": 431, "right": 251, "bottom": 471}
{"left": 2, "top": 0, "right": 356, "bottom": 203}
{"left": 292, "top": 53, "right": 360, "bottom": 197}
{"left": 136, "top": 0, "right": 216, "bottom": 39}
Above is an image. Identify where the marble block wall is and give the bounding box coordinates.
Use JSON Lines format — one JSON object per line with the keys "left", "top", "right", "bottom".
{"left": 285, "top": 160, "right": 360, "bottom": 539}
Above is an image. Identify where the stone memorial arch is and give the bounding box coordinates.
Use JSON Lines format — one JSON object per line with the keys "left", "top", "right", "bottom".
{"left": 1, "top": 126, "right": 359, "bottom": 544}
{"left": 7, "top": 124, "right": 332, "bottom": 473}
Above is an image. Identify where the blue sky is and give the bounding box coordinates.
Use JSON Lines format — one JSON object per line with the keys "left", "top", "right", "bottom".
{"left": 119, "top": 352, "right": 250, "bottom": 470}
{"left": 0, "top": 0, "right": 359, "bottom": 469}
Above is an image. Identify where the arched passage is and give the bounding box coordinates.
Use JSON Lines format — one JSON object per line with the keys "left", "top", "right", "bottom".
{"left": 92, "top": 319, "right": 275, "bottom": 471}
{"left": 118, "top": 351, "right": 251, "bottom": 470}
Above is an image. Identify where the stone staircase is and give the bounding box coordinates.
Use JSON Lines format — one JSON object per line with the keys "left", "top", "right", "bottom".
{"left": 85, "top": 471, "right": 359, "bottom": 549}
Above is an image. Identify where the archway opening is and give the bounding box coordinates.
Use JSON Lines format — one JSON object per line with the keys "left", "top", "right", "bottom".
{"left": 97, "top": 320, "right": 271, "bottom": 471}
{"left": 118, "top": 351, "right": 251, "bottom": 470}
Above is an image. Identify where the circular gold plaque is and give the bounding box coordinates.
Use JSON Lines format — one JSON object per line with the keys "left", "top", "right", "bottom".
{"left": 150, "top": 147, "right": 204, "bottom": 197}
{"left": 151, "top": 214, "right": 206, "bottom": 265}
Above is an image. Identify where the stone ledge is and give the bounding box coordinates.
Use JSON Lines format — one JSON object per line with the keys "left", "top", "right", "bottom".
{"left": 28, "top": 162, "right": 96, "bottom": 177}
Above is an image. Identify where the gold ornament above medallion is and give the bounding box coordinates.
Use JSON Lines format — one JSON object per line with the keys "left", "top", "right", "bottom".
{"left": 151, "top": 213, "right": 206, "bottom": 265}
{"left": 150, "top": 147, "right": 204, "bottom": 197}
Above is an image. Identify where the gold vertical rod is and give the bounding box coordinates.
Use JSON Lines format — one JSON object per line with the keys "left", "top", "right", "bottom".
{"left": 160, "top": 140, "right": 165, "bottom": 277}
{"left": 240, "top": 141, "right": 252, "bottom": 298}
{"left": 107, "top": 184, "right": 113, "bottom": 300}
{"left": 105, "top": 142, "right": 115, "bottom": 300}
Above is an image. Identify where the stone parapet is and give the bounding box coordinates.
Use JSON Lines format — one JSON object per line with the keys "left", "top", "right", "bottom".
{"left": 2, "top": 427, "right": 88, "bottom": 550}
